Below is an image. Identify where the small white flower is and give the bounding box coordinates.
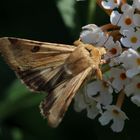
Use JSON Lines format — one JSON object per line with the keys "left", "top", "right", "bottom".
{"left": 131, "top": 94, "right": 140, "bottom": 107}
{"left": 132, "top": 0, "right": 140, "bottom": 10}
{"left": 86, "top": 102, "right": 101, "bottom": 119}
{"left": 133, "top": 14, "right": 140, "bottom": 27}
{"left": 124, "top": 75, "right": 140, "bottom": 96}
{"left": 74, "top": 89, "right": 87, "bottom": 112}
{"left": 74, "top": 89, "right": 100, "bottom": 119}
{"left": 110, "top": 4, "right": 135, "bottom": 30}
{"left": 109, "top": 56, "right": 121, "bottom": 67}
{"left": 104, "top": 36, "right": 122, "bottom": 59}
{"left": 104, "top": 35, "right": 114, "bottom": 48}
{"left": 110, "top": 67, "right": 130, "bottom": 92}
{"left": 119, "top": 49, "right": 140, "bottom": 77}
{"left": 110, "top": 10, "right": 121, "bottom": 25}
{"left": 125, "top": 76, "right": 140, "bottom": 106}
{"left": 87, "top": 79, "right": 113, "bottom": 105}
{"left": 121, "top": 3, "right": 132, "bottom": 12}
{"left": 121, "top": 28, "right": 140, "bottom": 50}
{"left": 80, "top": 24, "right": 107, "bottom": 46}
{"left": 101, "top": 0, "right": 121, "bottom": 10}
{"left": 98, "top": 105, "right": 128, "bottom": 132}
{"left": 104, "top": 37, "right": 121, "bottom": 67}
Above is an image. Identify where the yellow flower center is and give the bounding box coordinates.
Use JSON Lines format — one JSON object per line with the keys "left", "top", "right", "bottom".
{"left": 136, "top": 83, "right": 140, "bottom": 89}
{"left": 131, "top": 36, "right": 138, "bottom": 43}
{"left": 125, "top": 17, "right": 132, "bottom": 25}
{"left": 109, "top": 48, "right": 117, "bottom": 55}
{"left": 114, "top": 0, "right": 117, "bottom": 3}
{"left": 120, "top": 73, "right": 127, "bottom": 80}
{"left": 112, "top": 109, "right": 119, "bottom": 115}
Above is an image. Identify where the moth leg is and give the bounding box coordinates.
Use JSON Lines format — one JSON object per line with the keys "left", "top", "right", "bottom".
{"left": 100, "top": 59, "right": 107, "bottom": 64}
{"left": 95, "top": 68, "right": 102, "bottom": 80}
{"left": 96, "top": 47, "right": 106, "bottom": 56}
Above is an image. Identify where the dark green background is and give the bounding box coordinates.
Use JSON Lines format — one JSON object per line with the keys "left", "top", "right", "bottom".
{"left": 0, "top": 0, "right": 139, "bottom": 140}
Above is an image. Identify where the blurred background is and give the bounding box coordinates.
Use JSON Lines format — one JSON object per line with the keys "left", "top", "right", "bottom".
{"left": 0, "top": 0, "right": 140, "bottom": 140}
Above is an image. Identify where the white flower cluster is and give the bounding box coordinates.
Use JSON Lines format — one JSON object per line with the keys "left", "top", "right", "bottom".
{"left": 74, "top": 0, "right": 140, "bottom": 132}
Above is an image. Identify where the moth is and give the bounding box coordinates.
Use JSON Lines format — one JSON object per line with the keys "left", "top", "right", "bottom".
{"left": 0, "top": 37, "right": 106, "bottom": 127}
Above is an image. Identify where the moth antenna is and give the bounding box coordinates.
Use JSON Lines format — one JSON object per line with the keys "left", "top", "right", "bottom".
{"left": 73, "top": 39, "right": 83, "bottom": 46}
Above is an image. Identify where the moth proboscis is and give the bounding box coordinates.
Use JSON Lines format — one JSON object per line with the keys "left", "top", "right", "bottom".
{"left": 0, "top": 37, "right": 106, "bottom": 127}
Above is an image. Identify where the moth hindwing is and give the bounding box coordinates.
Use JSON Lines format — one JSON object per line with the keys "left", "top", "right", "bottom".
{"left": 0, "top": 37, "right": 105, "bottom": 127}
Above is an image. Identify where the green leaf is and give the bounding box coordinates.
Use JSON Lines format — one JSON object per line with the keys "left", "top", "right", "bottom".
{"left": 11, "top": 127, "right": 23, "bottom": 140}
{"left": 87, "top": 0, "right": 96, "bottom": 23}
{"left": 0, "top": 79, "right": 45, "bottom": 121}
{"left": 56, "top": 0, "right": 76, "bottom": 29}
{"left": 6, "top": 79, "right": 29, "bottom": 102}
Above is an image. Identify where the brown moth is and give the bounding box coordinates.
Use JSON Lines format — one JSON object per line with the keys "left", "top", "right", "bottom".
{"left": 0, "top": 37, "right": 106, "bottom": 127}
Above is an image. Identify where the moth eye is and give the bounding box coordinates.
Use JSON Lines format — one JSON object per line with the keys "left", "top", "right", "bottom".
{"left": 31, "top": 46, "right": 40, "bottom": 52}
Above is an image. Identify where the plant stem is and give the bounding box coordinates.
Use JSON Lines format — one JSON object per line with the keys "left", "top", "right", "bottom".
{"left": 116, "top": 90, "right": 125, "bottom": 108}
{"left": 101, "top": 24, "right": 118, "bottom": 32}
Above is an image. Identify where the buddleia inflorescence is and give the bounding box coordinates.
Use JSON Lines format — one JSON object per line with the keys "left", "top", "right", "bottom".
{"left": 74, "top": 0, "right": 140, "bottom": 132}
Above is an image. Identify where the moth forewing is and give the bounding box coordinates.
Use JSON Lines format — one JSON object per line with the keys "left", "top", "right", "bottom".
{"left": 0, "top": 37, "right": 76, "bottom": 92}
{"left": 0, "top": 37, "right": 105, "bottom": 127}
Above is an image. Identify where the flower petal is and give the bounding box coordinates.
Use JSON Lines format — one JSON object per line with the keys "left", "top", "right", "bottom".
{"left": 111, "top": 118, "right": 125, "bottom": 132}
{"left": 99, "top": 111, "right": 112, "bottom": 126}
